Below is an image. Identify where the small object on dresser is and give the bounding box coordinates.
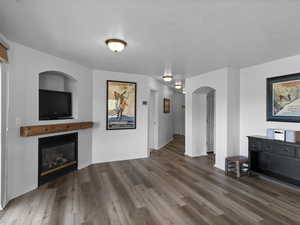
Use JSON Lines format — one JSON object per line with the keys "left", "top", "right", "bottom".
{"left": 273, "top": 129, "right": 285, "bottom": 141}
{"left": 266, "top": 128, "right": 274, "bottom": 139}
{"left": 285, "top": 130, "right": 300, "bottom": 143}
{"left": 225, "top": 156, "right": 249, "bottom": 178}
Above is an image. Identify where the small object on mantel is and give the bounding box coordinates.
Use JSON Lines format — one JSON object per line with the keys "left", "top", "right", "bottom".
{"left": 225, "top": 156, "right": 249, "bottom": 178}
{"left": 20, "top": 121, "right": 93, "bottom": 137}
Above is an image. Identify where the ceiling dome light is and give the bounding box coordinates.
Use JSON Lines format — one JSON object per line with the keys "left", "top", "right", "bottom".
{"left": 175, "top": 83, "right": 182, "bottom": 89}
{"left": 105, "top": 39, "right": 127, "bottom": 52}
{"left": 163, "top": 74, "right": 173, "bottom": 82}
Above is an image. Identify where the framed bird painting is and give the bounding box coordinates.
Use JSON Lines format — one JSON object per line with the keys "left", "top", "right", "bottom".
{"left": 106, "top": 80, "right": 137, "bottom": 130}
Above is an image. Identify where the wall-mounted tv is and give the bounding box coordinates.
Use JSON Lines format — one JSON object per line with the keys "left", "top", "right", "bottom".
{"left": 39, "top": 89, "right": 72, "bottom": 120}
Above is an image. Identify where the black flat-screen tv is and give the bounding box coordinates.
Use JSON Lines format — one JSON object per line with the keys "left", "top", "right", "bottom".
{"left": 39, "top": 89, "right": 72, "bottom": 120}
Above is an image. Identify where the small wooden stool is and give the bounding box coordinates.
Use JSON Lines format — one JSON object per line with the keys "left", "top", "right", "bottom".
{"left": 225, "top": 156, "right": 249, "bottom": 178}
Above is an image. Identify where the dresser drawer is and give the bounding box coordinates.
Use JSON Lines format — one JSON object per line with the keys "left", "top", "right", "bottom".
{"left": 296, "top": 148, "right": 300, "bottom": 159}
{"left": 273, "top": 144, "right": 296, "bottom": 158}
{"left": 264, "top": 141, "right": 273, "bottom": 152}
{"left": 263, "top": 140, "right": 296, "bottom": 158}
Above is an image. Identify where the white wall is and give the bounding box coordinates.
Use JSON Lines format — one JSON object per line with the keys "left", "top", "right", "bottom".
{"left": 186, "top": 69, "right": 228, "bottom": 169}
{"left": 148, "top": 90, "right": 157, "bottom": 149}
{"left": 39, "top": 72, "right": 65, "bottom": 91}
{"left": 173, "top": 92, "right": 185, "bottom": 136}
{"left": 0, "top": 32, "right": 9, "bottom": 208}
{"left": 192, "top": 92, "right": 207, "bottom": 154}
{"left": 227, "top": 68, "right": 240, "bottom": 156}
{"left": 6, "top": 42, "right": 93, "bottom": 201}
{"left": 240, "top": 54, "right": 300, "bottom": 156}
{"left": 92, "top": 74, "right": 175, "bottom": 163}
{"left": 92, "top": 70, "right": 150, "bottom": 163}
{"left": 148, "top": 79, "right": 174, "bottom": 149}
{"left": 185, "top": 68, "right": 240, "bottom": 170}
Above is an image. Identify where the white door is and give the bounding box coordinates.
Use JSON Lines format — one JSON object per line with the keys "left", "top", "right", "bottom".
{"left": 206, "top": 90, "right": 215, "bottom": 153}
{"left": 148, "top": 90, "right": 156, "bottom": 151}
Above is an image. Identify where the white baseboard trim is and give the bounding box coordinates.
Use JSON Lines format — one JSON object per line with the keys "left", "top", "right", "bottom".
{"left": 185, "top": 152, "right": 206, "bottom": 157}
{"left": 173, "top": 133, "right": 185, "bottom": 137}
{"left": 78, "top": 162, "right": 91, "bottom": 170}
{"left": 0, "top": 196, "right": 8, "bottom": 210}
{"left": 92, "top": 154, "right": 148, "bottom": 165}
{"left": 214, "top": 163, "right": 225, "bottom": 171}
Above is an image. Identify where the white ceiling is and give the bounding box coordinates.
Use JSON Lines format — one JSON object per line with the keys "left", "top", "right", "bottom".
{"left": 1, "top": 0, "right": 300, "bottom": 78}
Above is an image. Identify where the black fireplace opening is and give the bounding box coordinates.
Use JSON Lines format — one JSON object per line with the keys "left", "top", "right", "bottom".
{"left": 39, "top": 133, "right": 78, "bottom": 186}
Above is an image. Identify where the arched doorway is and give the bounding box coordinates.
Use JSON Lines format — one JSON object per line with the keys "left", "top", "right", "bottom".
{"left": 191, "top": 86, "right": 216, "bottom": 160}
{"left": 185, "top": 68, "right": 238, "bottom": 170}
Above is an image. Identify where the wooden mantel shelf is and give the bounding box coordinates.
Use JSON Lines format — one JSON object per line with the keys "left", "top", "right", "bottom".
{"left": 20, "top": 121, "right": 93, "bottom": 137}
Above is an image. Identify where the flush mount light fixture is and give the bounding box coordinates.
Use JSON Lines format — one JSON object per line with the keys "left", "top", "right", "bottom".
{"left": 162, "top": 74, "right": 173, "bottom": 82}
{"left": 105, "top": 39, "right": 127, "bottom": 52}
{"left": 175, "top": 82, "right": 182, "bottom": 89}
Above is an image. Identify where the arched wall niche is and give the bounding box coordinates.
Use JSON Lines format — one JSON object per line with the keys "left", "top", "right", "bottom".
{"left": 38, "top": 70, "right": 78, "bottom": 120}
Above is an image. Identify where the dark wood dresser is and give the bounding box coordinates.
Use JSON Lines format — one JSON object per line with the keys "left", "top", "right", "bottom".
{"left": 248, "top": 135, "right": 300, "bottom": 186}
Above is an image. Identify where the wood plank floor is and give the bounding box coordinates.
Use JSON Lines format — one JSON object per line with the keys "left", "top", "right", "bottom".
{"left": 165, "top": 135, "right": 185, "bottom": 155}
{"left": 1, "top": 138, "right": 300, "bottom": 225}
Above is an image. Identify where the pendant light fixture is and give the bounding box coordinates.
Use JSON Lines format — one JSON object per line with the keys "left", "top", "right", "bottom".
{"left": 105, "top": 39, "right": 127, "bottom": 52}
{"left": 162, "top": 74, "right": 173, "bottom": 82}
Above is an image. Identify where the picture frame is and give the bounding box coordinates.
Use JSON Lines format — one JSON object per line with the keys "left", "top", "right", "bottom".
{"left": 266, "top": 73, "right": 300, "bottom": 122}
{"left": 106, "top": 80, "right": 137, "bottom": 130}
{"left": 163, "top": 98, "right": 171, "bottom": 113}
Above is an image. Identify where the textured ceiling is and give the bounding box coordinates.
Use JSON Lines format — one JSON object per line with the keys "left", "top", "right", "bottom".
{"left": 1, "top": 0, "right": 300, "bottom": 79}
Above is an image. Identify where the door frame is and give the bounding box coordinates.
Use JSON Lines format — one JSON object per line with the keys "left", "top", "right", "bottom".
{"left": 0, "top": 62, "right": 8, "bottom": 209}
{"left": 148, "top": 90, "right": 158, "bottom": 154}
{"left": 206, "top": 90, "right": 215, "bottom": 154}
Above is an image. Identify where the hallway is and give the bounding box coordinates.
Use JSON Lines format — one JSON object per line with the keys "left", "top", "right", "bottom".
{"left": 164, "top": 135, "right": 185, "bottom": 155}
